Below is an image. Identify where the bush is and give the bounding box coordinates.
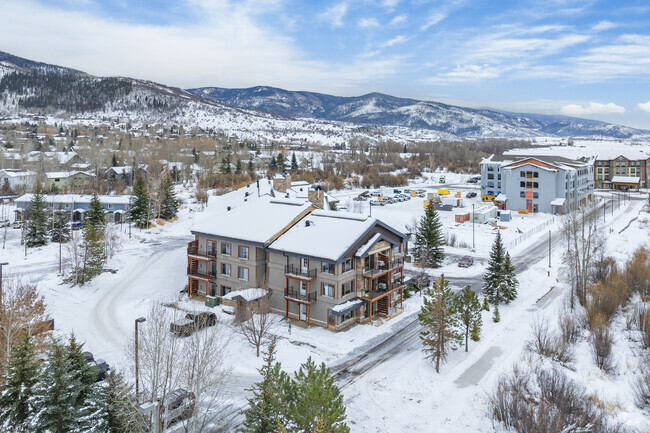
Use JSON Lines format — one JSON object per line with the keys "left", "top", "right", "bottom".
{"left": 527, "top": 319, "right": 573, "bottom": 364}
{"left": 591, "top": 326, "right": 615, "bottom": 373}
{"left": 630, "top": 304, "right": 650, "bottom": 350}
{"left": 624, "top": 248, "right": 650, "bottom": 299}
{"left": 558, "top": 313, "right": 581, "bottom": 345}
{"left": 633, "top": 362, "right": 650, "bottom": 411}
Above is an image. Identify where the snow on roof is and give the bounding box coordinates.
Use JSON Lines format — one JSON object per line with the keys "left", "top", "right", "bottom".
{"left": 474, "top": 205, "right": 496, "bottom": 215}
{"left": 505, "top": 146, "right": 649, "bottom": 161}
{"left": 611, "top": 176, "right": 640, "bottom": 184}
{"left": 15, "top": 194, "right": 132, "bottom": 205}
{"left": 550, "top": 198, "right": 566, "bottom": 206}
{"left": 494, "top": 194, "right": 507, "bottom": 202}
{"left": 0, "top": 169, "right": 35, "bottom": 177}
{"left": 193, "top": 196, "right": 312, "bottom": 245}
{"left": 269, "top": 209, "right": 378, "bottom": 261}
{"left": 222, "top": 288, "right": 268, "bottom": 302}
{"left": 45, "top": 171, "right": 94, "bottom": 179}
{"left": 355, "top": 233, "right": 382, "bottom": 258}
{"left": 331, "top": 298, "right": 364, "bottom": 315}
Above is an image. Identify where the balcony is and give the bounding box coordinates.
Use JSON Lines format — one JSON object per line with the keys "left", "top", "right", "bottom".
{"left": 187, "top": 267, "right": 210, "bottom": 279}
{"left": 358, "top": 280, "right": 404, "bottom": 300}
{"left": 362, "top": 257, "right": 404, "bottom": 278}
{"left": 285, "top": 286, "right": 317, "bottom": 303}
{"left": 187, "top": 240, "right": 198, "bottom": 255}
{"left": 284, "top": 264, "right": 317, "bottom": 280}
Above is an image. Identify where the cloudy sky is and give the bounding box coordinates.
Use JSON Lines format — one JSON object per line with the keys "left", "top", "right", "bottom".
{"left": 2, "top": 0, "right": 650, "bottom": 128}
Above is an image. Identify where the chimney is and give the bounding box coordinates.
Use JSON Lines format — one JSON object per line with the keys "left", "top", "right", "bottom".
{"left": 308, "top": 184, "right": 324, "bottom": 209}
{"left": 273, "top": 172, "right": 291, "bottom": 193}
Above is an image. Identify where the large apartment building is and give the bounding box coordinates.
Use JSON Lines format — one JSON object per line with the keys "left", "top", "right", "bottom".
{"left": 187, "top": 186, "right": 407, "bottom": 331}
{"left": 480, "top": 154, "right": 594, "bottom": 214}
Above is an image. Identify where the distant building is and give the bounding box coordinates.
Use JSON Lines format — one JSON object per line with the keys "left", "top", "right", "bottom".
{"left": 0, "top": 169, "right": 36, "bottom": 191}
{"left": 480, "top": 154, "right": 594, "bottom": 214}
{"left": 14, "top": 194, "right": 131, "bottom": 223}
{"left": 44, "top": 171, "right": 94, "bottom": 190}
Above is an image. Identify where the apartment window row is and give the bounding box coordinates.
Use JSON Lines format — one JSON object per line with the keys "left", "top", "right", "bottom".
{"left": 213, "top": 242, "right": 250, "bottom": 260}
{"left": 519, "top": 170, "right": 539, "bottom": 178}
{"left": 519, "top": 191, "right": 539, "bottom": 198}
{"left": 321, "top": 280, "right": 355, "bottom": 298}
{"left": 220, "top": 262, "right": 250, "bottom": 281}
{"left": 321, "top": 258, "right": 355, "bottom": 275}
{"left": 519, "top": 181, "right": 539, "bottom": 188}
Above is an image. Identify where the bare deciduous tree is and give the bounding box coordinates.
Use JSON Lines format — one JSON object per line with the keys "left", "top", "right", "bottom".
{"left": 238, "top": 296, "right": 277, "bottom": 358}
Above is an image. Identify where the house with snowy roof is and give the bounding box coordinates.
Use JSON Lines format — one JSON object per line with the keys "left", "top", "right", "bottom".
{"left": 0, "top": 169, "right": 36, "bottom": 191}
{"left": 14, "top": 194, "right": 132, "bottom": 223}
{"left": 480, "top": 153, "right": 594, "bottom": 214}
{"left": 44, "top": 171, "right": 94, "bottom": 191}
{"left": 187, "top": 194, "right": 407, "bottom": 331}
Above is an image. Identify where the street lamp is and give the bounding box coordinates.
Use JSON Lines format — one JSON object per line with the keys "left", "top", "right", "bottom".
{"left": 135, "top": 317, "right": 146, "bottom": 399}
{"left": 0, "top": 262, "right": 8, "bottom": 308}
{"left": 472, "top": 203, "right": 475, "bottom": 250}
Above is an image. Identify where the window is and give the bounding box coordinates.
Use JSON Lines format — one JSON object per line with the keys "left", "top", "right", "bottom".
{"left": 487, "top": 182, "right": 494, "bottom": 188}
{"left": 207, "top": 241, "right": 217, "bottom": 257}
{"left": 322, "top": 283, "right": 335, "bottom": 297}
{"left": 622, "top": 162, "right": 626, "bottom": 167}
{"left": 487, "top": 173, "right": 494, "bottom": 180}
{"left": 497, "top": 174, "right": 501, "bottom": 180}
{"left": 616, "top": 169, "right": 620, "bottom": 174}
{"left": 238, "top": 267, "right": 249, "bottom": 281}
{"left": 520, "top": 181, "right": 525, "bottom": 187}
{"left": 597, "top": 175, "right": 602, "bottom": 180}
{"left": 597, "top": 168, "right": 602, "bottom": 173}
{"left": 221, "top": 243, "right": 231, "bottom": 256}
{"left": 342, "top": 258, "right": 353, "bottom": 272}
{"left": 221, "top": 263, "right": 231, "bottom": 276}
{"left": 238, "top": 246, "right": 249, "bottom": 260}
{"left": 526, "top": 181, "right": 533, "bottom": 188}
{"left": 520, "top": 171, "right": 525, "bottom": 177}
{"left": 533, "top": 172, "right": 539, "bottom": 178}
{"left": 342, "top": 280, "right": 354, "bottom": 295}
{"left": 341, "top": 310, "right": 354, "bottom": 323}
{"left": 520, "top": 191, "right": 526, "bottom": 198}
{"left": 616, "top": 161, "right": 620, "bottom": 167}
{"left": 322, "top": 262, "right": 335, "bottom": 274}
{"left": 221, "top": 285, "right": 231, "bottom": 295}
{"left": 108, "top": 203, "right": 114, "bottom": 209}
{"left": 533, "top": 182, "right": 539, "bottom": 188}
{"left": 533, "top": 192, "right": 539, "bottom": 199}
{"left": 597, "top": 161, "right": 603, "bottom": 166}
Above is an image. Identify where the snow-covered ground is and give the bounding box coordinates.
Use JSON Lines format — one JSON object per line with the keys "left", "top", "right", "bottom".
{"left": 1, "top": 181, "right": 648, "bottom": 432}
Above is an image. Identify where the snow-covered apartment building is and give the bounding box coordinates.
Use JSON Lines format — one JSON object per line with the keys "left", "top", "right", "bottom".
{"left": 187, "top": 174, "right": 407, "bottom": 331}
{"left": 480, "top": 153, "right": 594, "bottom": 214}
{"left": 0, "top": 169, "right": 37, "bottom": 191}
{"left": 14, "top": 194, "right": 131, "bottom": 223}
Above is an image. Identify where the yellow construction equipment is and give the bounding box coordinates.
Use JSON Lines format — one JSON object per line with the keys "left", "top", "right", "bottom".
{"left": 438, "top": 188, "right": 449, "bottom": 195}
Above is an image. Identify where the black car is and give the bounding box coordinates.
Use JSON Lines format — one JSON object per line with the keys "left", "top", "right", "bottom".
{"left": 84, "top": 351, "right": 110, "bottom": 381}
{"left": 185, "top": 312, "right": 217, "bottom": 329}
{"left": 466, "top": 191, "right": 477, "bottom": 198}
{"left": 162, "top": 388, "right": 196, "bottom": 426}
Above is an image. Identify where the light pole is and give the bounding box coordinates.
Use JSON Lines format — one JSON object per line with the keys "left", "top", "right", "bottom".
{"left": 128, "top": 196, "right": 132, "bottom": 239}
{"left": 472, "top": 203, "right": 475, "bottom": 250}
{"left": 548, "top": 230, "right": 551, "bottom": 268}
{"left": 135, "top": 317, "right": 146, "bottom": 399}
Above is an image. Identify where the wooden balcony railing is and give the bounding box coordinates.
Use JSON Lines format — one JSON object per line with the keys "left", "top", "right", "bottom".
{"left": 284, "top": 264, "right": 317, "bottom": 279}
{"left": 285, "top": 286, "right": 317, "bottom": 303}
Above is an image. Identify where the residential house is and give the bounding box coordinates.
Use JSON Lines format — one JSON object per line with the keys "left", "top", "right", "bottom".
{"left": 0, "top": 169, "right": 37, "bottom": 192}
{"left": 14, "top": 194, "right": 132, "bottom": 223}
{"left": 45, "top": 171, "right": 94, "bottom": 191}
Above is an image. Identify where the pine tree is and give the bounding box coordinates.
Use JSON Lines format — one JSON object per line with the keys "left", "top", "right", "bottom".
{"left": 413, "top": 201, "right": 445, "bottom": 268}
{"left": 248, "top": 159, "right": 254, "bottom": 173}
{"left": 158, "top": 174, "right": 179, "bottom": 220}
{"left": 79, "top": 221, "right": 106, "bottom": 285}
{"left": 269, "top": 156, "right": 277, "bottom": 171}
{"left": 243, "top": 340, "right": 290, "bottom": 433}
{"left": 285, "top": 357, "right": 349, "bottom": 433}
{"left": 103, "top": 371, "right": 146, "bottom": 433}
{"left": 128, "top": 176, "right": 150, "bottom": 229}
{"left": 86, "top": 192, "right": 106, "bottom": 232}
{"left": 49, "top": 205, "right": 70, "bottom": 243}
{"left": 1, "top": 178, "right": 12, "bottom": 195}
{"left": 493, "top": 304, "right": 501, "bottom": 323}
{"left": 220, "top": 154, "right": 232, "bottom": 174}
{"left": 111, "top": 153, "right": 118, "bottom": 167}
{"left": 419, "top": 275, "right": 461, "bottom": 372}
{"left": 276, "top": 153, "right": 286, "bottom": 172}
{"left": 290, "top": 152, "right": 298, "bottom": 172}
{"left": 26, "top": 186, "right": 48, "bottom": 247}
{"left": 500, "top": 252, "right": 518, "bottom": 303}
{"left": 235, "top": 159, "right": 243, "bottom": 174}
{"left": 483, "top": 231, "right": 505, "bottom": 305}
{"left": 0, "top": 333, "right": 40, "bottom": 432}
{"left": 453, "top": 286, "right": 483, "bottom": 352}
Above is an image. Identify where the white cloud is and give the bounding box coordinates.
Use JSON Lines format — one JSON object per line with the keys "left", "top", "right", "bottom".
{"left": 638, "top": 102, "right": 650, "bottom": 113}
{"left": 429, "top": 64, "right": 501, "bottom": 83}
{"left": 389, "top": 14, "right": 407, "bottom": 26}
{"left": 380, "top": 35, "right": 409, "bottom": 48}
{"left": 560, "top": 102, "right": 626, "bottom": 116}
{"left": 319, "top": 2, "right": 348, "bottom": 28}
{"left": 381, "top": 0, "right": 401, "bottom": 10}
{"left": 421, "top": 12, "right": 445, "bottom": 31}
{"left": 358, "top": 17, "right": 379, "bottom": 29}
{"left": 593, "top": 20, "right": 616, "bottom": 31}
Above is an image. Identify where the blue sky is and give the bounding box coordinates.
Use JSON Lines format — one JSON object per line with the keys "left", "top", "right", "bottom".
{"left": 3, "top": 0, "right": 650, "bottom": 128}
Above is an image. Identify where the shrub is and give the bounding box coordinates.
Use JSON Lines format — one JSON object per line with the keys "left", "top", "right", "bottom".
{"left": 527, "top": 319, "right": 573, "bottom": 364}
{"left": 558, "top": 313, "right": 580, "bottom": 346}
{"left": 591, "top": 326, "right": 615, "bottom": 373}
{"left": 633, "top": 362, "right": 650, "bottom": 411}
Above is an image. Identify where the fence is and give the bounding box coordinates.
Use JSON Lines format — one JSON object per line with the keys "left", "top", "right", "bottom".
{"left": 465, "top": 217, "right": 556, "bottom": 254}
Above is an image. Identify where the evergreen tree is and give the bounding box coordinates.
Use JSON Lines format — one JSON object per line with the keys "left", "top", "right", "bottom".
{"left": 158, "top": 174, "right": 179, "bottom": 220}
{"left": 79, "top": 221, "right": 106, "bottom": 285}
{"left": 500, "top": 252, "right": 518, "bottom": 303}
{"left": 453, "top": 286, "right": 483, "bottom": 352}
{"left": 1, "top": 178, "right": 12, "bottom": 195}
{"left": 269, "top": 156, "right": 278, "bottom": 171}
{"left": 290, "top": 152, "right": 298, "bottom": 172}
{"left": 103, "top": 371, "right": 146, "bottom": 433}
{"left": 49, "top": 205, "right": 70, "bottom": 243}
{"left": 243, "top": 340, "right": 290, "bottom": 433}
{"left": 419, "top": 275, "right": 461, "bottom": 373}
{"left": 220, "top": 154, "right": 232, "bottom": 174}
{"left": 128, "top": 176, "right": 150, "bottom": 229}
{"left": 26, "top": 185, "right": 48, "bottom": 247}
{"left": 285, "top": 358, "right": 349, "bottom": 433}
{"left": 235, "top": 159, "right": 243, "bottom": 174}
{"left": 413, "top": 201, "right": 445, "bottom": 267}
{"left": 483, "top": 231, "right": 505, "bottom": 305}
{"left": 276, "top": 153, "right": 286, "bottom": 172}
{"left": 0, "top": 333, "right": 40, "bottom": 432}
{"left": 493, "top": 304, "right": 500, "bottom": 323}
{"left": 248, "top": 159, "right": 254, "bottom": 173}
{"left": 86, "top": 192, "right": 106, "bottom": 232}
{"left": 111, "top": 153, "right": 118, "bottom": 167}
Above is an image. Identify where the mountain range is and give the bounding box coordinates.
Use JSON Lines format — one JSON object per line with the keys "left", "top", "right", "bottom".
{"left": 0, "top": 50, "right": 647, "bottom": 143}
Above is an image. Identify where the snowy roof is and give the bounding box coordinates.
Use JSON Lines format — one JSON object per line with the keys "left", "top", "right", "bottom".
{"left": 45, "top": 171, "right": 94, "bottom": 179}
{"left": 222, "top": 288, "right": 268, "bottom": 302}
{"left": 27, "top": 151, "right": 79, "bottom": 164}
{"left": 355, "top": 233, "right": 382, "bottom": 258}
{"left": 331, "top": 298, "right": 364, "bottom": 316}
{"left": 0, "top": 169, "right": 36, "bottom": 177}
{"left": 550, "top": 198, "right": 566, "bottom": 206}
{"left": 269, "top": 209, "right": 403, "bottom": 262}
{"left": 494, "top": 194, "right": 507, "bottom": 202}
{"left": 193, "top": 196, "right": 313, "bottom": 245}
{"left": 505, "top": 147, "right": 649, "bottom": 161}
{"left": 611, "top": 176, "right": 640, "bottom": 184}
{"left": 15, "top": 194, "right": 132, "bottom": 205}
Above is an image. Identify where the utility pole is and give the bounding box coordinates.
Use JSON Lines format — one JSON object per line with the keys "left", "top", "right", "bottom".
{"left": 548, "top": 230, "right": 551, "bottom": 268}
{"left": 0, "top": 262, "right": 8, "bottom": 308}
{"left": 472, "top": 203, "right": 475, "bottom": 249}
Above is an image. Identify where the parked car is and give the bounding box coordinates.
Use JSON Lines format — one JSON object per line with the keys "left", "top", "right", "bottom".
{"left": 465, "top": 191, "right": 477, "bottom": 198}
{"left": 71, "top": 221, "right": 84, "bottom": 230}
{"left": 0, "top": 219, "right": 9, "bottom": 227}
{"left": 458, "top": 256, "right": 474, "bottom": 268}
{"left": 393, "top": 189, "right": 402, "bottom": 194}
{"left": 162, "top": 388, "right": 195, "bottom": 426}
{"left": 185, "top": 311, "right": 217, "bottom": 329}
{"left": 170, "top": 318, "right": 197, "bottom": 337}
{"left": 369, "top": 199, "right": 384, "bottom": 206}
{"left": 83, "top": 351, "right": 110, "bottom": 381}
{"left": 370, "top": 191, "right": 381, "bottom": 197}
{"left": 383, "top": 197, "right": 395, "bottom": 204}
{"left": 12, "top": 221, "right": 23, "bottom": 229}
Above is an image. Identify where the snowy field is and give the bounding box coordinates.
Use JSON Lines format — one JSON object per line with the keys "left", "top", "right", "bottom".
{"left": 0, "top": 182, "right": 648, "bottom": 432}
